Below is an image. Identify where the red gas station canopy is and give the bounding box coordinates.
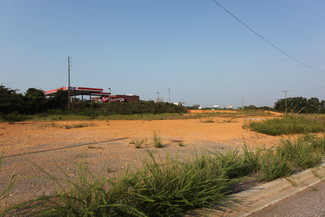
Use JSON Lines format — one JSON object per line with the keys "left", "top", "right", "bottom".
{"left": 44, "top": 87, "right": 110, "bottom": 97}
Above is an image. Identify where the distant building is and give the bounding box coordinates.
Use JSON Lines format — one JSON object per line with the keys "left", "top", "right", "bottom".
{"left": 102, "top": 95, "right": 140, "bottom": 103}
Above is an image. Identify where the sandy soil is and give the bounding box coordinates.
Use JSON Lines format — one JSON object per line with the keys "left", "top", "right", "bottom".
{"left": 0, "top": 111, "right": 283, "bottom": 207}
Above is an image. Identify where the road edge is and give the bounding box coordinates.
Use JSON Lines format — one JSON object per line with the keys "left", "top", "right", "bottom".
{"left": 186, "top": 163, "right": 325, "bottom": 217}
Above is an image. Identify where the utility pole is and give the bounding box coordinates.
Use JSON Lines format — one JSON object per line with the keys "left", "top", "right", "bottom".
{"left": 68, "top": 56, "right": 71, "bottom": 109}
{"left": 157, "top": 91, "right": 160, "bottom": 102}
{"left": 241, "top": 98, "right": 244, "bottom": 109}
{"left": 282, "top": 90, "right": 289, "bottom": 114}
{"left": 168, "top": 88, "right": 170, "bottom": 103}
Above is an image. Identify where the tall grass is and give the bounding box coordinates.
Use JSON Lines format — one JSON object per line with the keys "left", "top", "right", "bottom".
{"left": 1, "top": 163, "right": 145, "bottom": 217}
{"left": 246, "top": 115, "right": 325, "bottom": 135}
{"left": 119, "top": 153, "right": 237, "bottom": 216}
{"left": 256, "top": 136, "right": 322, "bottom": 181}
{"left": 277, "top": 138, "right": 322, "bottom": 170}
{"left": 258, "top": 149, "right": 292, "bottom": 181}
{"left": 302, "top": 134, "right": 325, "bottom": 154}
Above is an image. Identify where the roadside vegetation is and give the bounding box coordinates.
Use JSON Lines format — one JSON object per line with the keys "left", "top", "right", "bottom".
{"left": 2, "top": 135, "right": 325, "bottom": 216}
{"left": 245, "top": 115, "right": 325, "bottom": 135}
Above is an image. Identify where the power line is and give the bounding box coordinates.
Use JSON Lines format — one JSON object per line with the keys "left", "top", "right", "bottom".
{"left": 304, "top": 84, "right": 325, "bottom": 96}
{"left": 211, "top": 0, "right": 324, "bottom": 73}
{"left": 68, "top": 56, "right": 71, "bottom": 109}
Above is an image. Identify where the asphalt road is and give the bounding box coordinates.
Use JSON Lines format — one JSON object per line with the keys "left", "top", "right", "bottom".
{"left": 251, "top": 181, "right": 325, "bottom": 217}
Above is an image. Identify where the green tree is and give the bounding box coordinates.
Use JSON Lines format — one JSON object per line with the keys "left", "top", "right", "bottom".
{"left": 320, "top": 100, "right": 325, "bottom": 113}
{"left": 274, "top": 97, "right": 308, "bottom": 113}
{"left": 0, "top": 85, "right": 24, "bottom": 114}
{"left": 305, "top": 97, "right": 320, "bottom": 113}
{"left": 48, "top": 90, "right": 68, "bottom": 110}
{"left": 25, "top": 88, "right": 47, "bottom": 114}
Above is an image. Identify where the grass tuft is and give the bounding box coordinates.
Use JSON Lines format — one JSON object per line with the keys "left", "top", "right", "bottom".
{"left": 130, "top": 137, "right": 147, "bottom": 149}
{"left": 153, "top": 131, "right": 163, "bottom": 148}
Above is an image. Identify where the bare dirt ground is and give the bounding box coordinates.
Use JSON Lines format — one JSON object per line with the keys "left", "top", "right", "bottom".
{"left": 0, "top": 111, "right": 283, "bottom": 208}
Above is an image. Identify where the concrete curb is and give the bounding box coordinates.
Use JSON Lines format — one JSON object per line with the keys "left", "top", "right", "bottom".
{"left": 186, "top": 163, "right": 325, "bottom": 217}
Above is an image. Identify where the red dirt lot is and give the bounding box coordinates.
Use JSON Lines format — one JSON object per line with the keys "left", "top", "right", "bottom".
{"left": 0, "top": 111, "right": 282, "bottom": 207}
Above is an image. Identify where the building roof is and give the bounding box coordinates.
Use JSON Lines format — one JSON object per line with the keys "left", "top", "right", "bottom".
{"left": 44, "top": 87, "right": 110, "bottom": 97}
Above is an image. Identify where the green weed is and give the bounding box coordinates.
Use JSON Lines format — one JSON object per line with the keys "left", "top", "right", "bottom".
{"left": 153, "top": 131, "right": 163, "bottom": 148}
{"left": 277, "top": 138, "right": 322, "bottom": 170}
{"left": 130, "top": 137, "right": 147, "bottom": 149}
{"left": 1, "top": 162, "right": 144, "bottom": 217}
{"left": 118, "top": 152, "right": 237, "bottom": 216}
{"left": 259, "top": 149, "right": 292, "bottom": 181}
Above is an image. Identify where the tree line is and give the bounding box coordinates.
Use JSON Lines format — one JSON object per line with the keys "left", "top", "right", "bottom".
{"left": 0, "top": 85, "right": 186, "bottom": 118}
{"left": 2, "top": 85, "right": 325, "bottom": 118}
{"left": 274, "top": 97, "right": 325, "bottom": 113}
{"left": 0, "top": 85, "right": 68, "bottom": 115}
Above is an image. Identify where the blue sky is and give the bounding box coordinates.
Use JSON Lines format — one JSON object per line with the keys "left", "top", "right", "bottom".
{"left": 1, "top": 0, "right": 325, "bottom": 108}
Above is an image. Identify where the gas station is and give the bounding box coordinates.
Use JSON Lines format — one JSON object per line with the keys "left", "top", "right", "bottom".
{"left": 44, "top": 87, "right": 139, "bottom": 103}
{"left": 44, "top": 87, "right": 110, "bottom": 101}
